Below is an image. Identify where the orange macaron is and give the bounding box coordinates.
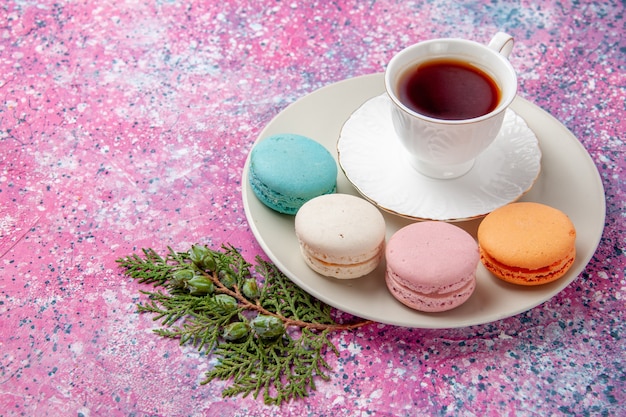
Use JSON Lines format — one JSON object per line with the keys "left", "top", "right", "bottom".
{"left": 477, "top": 202, "right": 576, "bottom": 286}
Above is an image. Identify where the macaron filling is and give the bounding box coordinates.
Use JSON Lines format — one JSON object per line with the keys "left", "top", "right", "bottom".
{"left": 249, "top": 167, "right": 336, "bottom": 214}
{"left": 386, "top": 270, "right": 476, "bottom": 312}
{"left": 387, "top": 268, "right": 476, "bottom": 295}
{"left": 480, "top": 247, "right": 575, "bottom": 284}
{"left": 300, "top": 241, "right": 385, "bottom": 279}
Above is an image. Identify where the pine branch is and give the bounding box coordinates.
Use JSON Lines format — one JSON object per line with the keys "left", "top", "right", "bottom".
{"left": 117, "top": 244, "right": 373, "bottom": 405}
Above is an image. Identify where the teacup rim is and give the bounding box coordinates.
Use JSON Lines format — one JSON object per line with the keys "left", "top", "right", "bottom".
{"left": 384, "top": 37, "right": 518, "bottom": 125}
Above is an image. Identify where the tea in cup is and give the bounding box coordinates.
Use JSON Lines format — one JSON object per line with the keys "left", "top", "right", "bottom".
{"left": 385, "top": 32, "right": 517, "bottom": 179}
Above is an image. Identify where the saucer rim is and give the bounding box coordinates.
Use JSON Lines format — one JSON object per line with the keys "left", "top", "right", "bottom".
{"left": 336, "top": 94, "right": 543, "bottom": 222}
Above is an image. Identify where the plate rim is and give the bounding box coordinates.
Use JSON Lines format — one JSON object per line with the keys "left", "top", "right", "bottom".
{"left": 241, "top": 73, "right": 606, "bottom": 328}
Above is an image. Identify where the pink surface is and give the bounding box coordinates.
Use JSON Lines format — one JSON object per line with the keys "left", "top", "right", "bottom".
{"left": 1, "top": 1, "right": 624, "bottom": 416}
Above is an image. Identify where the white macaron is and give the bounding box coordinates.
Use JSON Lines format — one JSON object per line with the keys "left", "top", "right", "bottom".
{"left": 295, "top": 193, "right": 386, "bottom": 279}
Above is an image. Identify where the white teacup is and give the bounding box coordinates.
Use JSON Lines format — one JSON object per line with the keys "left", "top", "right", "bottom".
{"left": 385, "top": 33, "right": 517, "bottom": 179}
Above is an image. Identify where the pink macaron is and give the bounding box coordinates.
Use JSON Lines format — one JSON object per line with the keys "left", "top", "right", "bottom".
{"left": 385, "top": 221, "right": 479, "bottom": 312}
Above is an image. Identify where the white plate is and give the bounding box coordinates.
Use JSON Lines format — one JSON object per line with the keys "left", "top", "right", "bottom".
{"left": 337, "top": 94, "right": 542, "bottom": 221}
{"left": 242, "top": 73, "right": 606, "bottom": 328}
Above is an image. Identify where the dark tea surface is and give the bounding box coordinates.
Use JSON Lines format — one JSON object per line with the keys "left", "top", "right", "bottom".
{"left": 398, "top": 59, "right": 500, "bottom": 120}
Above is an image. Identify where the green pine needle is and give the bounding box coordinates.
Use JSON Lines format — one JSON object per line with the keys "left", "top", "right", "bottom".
{"left": 116, "top": 244, "right": 371, "bottom": 405}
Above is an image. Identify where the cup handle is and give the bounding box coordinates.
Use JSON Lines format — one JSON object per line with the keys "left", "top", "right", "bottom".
{"left": 488, "top": 32, "right": 514, "bottom": 58}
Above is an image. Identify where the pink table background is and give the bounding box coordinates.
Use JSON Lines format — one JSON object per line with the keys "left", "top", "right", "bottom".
{"left": 1, "top": 1, "right": 624, "bottom": 416}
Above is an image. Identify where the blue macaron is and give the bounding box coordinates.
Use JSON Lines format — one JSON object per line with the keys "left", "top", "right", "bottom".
{"left": 248, "top": 133, "right": 337, "bottom": 215}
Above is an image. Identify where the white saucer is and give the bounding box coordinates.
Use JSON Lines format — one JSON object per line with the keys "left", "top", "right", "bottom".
{"left": 241, "top": 73, "right": 605, "bottom": 328}
{"left": 337, "top": 94, "right": 542, "bottom": 221}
